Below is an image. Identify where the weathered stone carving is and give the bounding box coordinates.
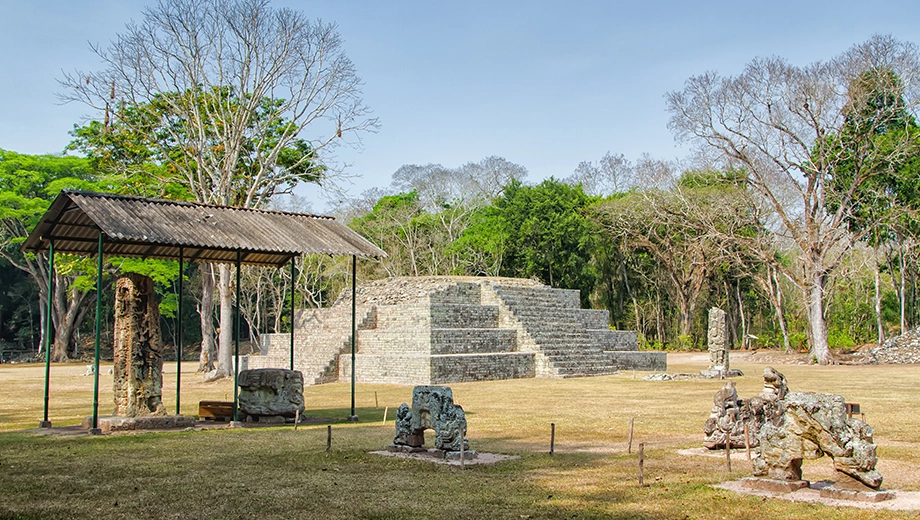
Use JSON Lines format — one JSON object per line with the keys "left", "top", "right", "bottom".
{"left": 237, "top": 368, "right": 305, "bottom": 421}
{"left": 753, "top": 392, "right": 882, "bottom": 488}
{"left": 703, "top": 367, "right": 787, "bottom": 450}
{"left": 391, "top": 385, "right": 469, "bottom": 452}
{"left": 700, "top": 308, "right": 734, "bottom": 378}
{"left": 704, "top": 367, "right": 883, "bottom": 489}
{"left": 112, "top": 274, "right": 166, "bottom": 417}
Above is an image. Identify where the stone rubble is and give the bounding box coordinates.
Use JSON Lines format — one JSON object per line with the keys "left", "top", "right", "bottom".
{"left": 866, "top": 329, "right": 920, "bottom": 364}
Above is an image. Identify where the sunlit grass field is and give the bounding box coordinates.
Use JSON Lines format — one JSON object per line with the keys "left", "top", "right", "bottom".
{"left": 1, "top": 353, "right": 918, "bottom": 519}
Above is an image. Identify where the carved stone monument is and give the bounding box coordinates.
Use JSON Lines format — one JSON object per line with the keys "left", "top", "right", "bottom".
{"left": 390, "top": 385, "right": 472, "bottom": 457}
{"left": 703, "top": 367, "right": 785, "bottom": 449}
{"left": 112, "top": 273, "right": 166, "bottom": 417}
{"left": 705, "top": 367, "right": 885, "bottom": 492}
{"left": 237, "top": 368, "right": 305, "bottom": 422}
{"left": 700, "top": 307, "right": 730, "bottom": 378}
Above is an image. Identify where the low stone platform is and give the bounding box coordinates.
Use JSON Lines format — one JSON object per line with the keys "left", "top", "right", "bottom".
{"left": 81, "top": 415, "right": 196, "bottom": 434}
{"left": 387, "top": 444, "right": 478, "bottom": 460}
{"left": 741, "top": 478, "right": 810, "bottom": 493}
{"left": 819, "top": 480, "right": 895, "bottom": 503}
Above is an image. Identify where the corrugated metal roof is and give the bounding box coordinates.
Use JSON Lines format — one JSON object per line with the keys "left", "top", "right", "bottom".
{"left": 21, "top": 191, "right": 386, "bottom": 266}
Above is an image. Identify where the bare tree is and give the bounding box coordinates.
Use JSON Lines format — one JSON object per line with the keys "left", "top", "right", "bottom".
{"left": 61, "top": 0, "right": 378, "bottom": 377}
{"left": 566, "top": 152, "right": 635, "bottom": 197}
{"left": 666, "top": 35, "right": 920, "bottom": 364}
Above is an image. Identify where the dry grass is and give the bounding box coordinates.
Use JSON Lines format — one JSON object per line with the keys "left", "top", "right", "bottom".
{"left": 1, "top": 353, "right": 919, "bottom": 519}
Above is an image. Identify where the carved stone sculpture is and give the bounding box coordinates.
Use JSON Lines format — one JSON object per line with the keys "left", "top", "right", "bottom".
{"left": 392, "top": 385, "right": 469, "bottom": 452}
{"left": 237, "top": 368, "right": 305, "bottom": 421}
{"left": 704, "top": 367, "right": 883, "bottom": 489}
{"left": 753, "top": 392, "right": 882, "bottom": 488}
{"left": 707, "top": 307, "right": 729, "bottom": 372}
{"left": 112, "top": 274, "right": 166, "bottom": 417}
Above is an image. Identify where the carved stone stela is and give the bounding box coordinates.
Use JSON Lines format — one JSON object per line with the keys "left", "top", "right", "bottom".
{"left": 700, "top": 307, "right": 731, "bottom": 378}
{"left": 112, "top": 273, "right": 166, "bottom": 417}
{"left": 704, "top": 367, "right": 883, "bottom": 490}
{"left": 390, "top": 385, "right": 472, "bottom": 458}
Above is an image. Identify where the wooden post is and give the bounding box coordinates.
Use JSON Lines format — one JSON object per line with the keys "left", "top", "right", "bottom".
{"left": 326, "top": 424, "right": 332, "bottom": 451}
{"left": 294, "top": 409, "right": 300, "bottom": 431}
{"left": 550, "top": 423, "right": 555, "bottom": 456}
{"left": 725, "top": 439, "right": 732, "bottom": 472}
{"left": 382, "top": 406, "right": 388, "bottom": 425}
{"left": 638, "top": 443, "right": 645, "bottom": 486}
{"left": 375, "top": 391, "right": 379, "bottom": 408}
{"left": 627, "top": 418, "right": 635, "bottom": 454}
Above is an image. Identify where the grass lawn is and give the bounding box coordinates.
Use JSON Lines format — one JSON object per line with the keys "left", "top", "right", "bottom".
{"left": 1, "top": 353, "right": 919, "bottom": 519}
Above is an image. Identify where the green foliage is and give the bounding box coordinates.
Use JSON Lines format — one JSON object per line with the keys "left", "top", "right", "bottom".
{"left": 492, "top": 179, "right": 597, "bottom": 305}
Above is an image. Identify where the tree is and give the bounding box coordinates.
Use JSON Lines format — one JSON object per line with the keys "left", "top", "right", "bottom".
{"left": 62, "top": 0, "right": 378, "bottom": 377}
{"left": 492, "top": 179, "right": 597, "bottom": 306}
{"left": 565, "top": 152, "right": 635, "bottom": 197}
{"left": 592, "top": 168, "right": 758, "bottom": 343}
{"left": 0, "top": 150, "right": 106, "bottom": 361}
{"left": 666, "top": 35, "right": 920, "bottom": 364}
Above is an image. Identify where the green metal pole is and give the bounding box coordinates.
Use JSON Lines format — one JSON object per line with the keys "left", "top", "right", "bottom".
{"left": 233, "top": 251, "right": 241, "bottom": 423}
{"left": 176, "top": 247, "right": 183, "bottom": 416}
{"left": 40, "top": 241, "right": 54, "bottom": 429}
{"left": 90, "top": 232, "right": 103, "bottom": 435}
{"left": 349, "top": 255, "right": 357, "bottom": 421}
{"left": 289, "top": 257, "right": 295, "bottom": 371}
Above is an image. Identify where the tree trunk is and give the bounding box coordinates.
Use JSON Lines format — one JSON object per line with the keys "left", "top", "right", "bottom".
{"left": 217, "top": 263, "right": 234, "bottom": 377}
{"left": 807, "top": 275, "right": 832, "bottom": 365}
{"left": 51, "top": 286, "right": 90, "bottom": 362}
{"left": 198, "top": 263, "right": 216, "bottom": 372}
{"left": 736, "top": 281, "right": 748, "bottom": 350}
{"left": 771, "top": 268, "right": 792, "bottom": 353}
{"left": 874, "top": 252, "right": 884, "bottom": 344}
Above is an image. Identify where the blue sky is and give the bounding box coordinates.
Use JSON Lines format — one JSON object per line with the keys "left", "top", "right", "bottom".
{"left": 2, "top": 1, "right": 918, "bottom": 210}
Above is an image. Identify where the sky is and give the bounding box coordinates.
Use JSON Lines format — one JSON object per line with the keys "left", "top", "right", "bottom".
{"left": 2, "top": 0, "right": 919, "bottom": 212}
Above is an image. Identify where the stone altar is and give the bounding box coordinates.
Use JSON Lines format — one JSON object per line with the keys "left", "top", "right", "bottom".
{"left": 112, "top": 273, "right": 166, "bottom": 417}
{"left": 237, "top": 368, "right": 305, "bottom": 422}
{"left": 391, "top": 385, "right": 470, "bottom": 454}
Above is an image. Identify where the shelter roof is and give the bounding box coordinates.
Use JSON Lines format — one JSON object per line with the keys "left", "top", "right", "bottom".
{"left": 21, "top": 191, "right": 386, "bottom": 266}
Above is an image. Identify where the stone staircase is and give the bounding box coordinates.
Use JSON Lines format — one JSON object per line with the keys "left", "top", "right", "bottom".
{"left": 250, "top": 276, "right": 665, "bottom": 386}
{"left": 248, "top": 304, "right": 377, "bottom": 385}
{"left": 483, "top": 284, "right": 665, "bottom": 377}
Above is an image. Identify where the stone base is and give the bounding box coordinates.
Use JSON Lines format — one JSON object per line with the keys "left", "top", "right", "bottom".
{"left": 387, "top": 445, "right": 477, "bottom": 460}
{"left": 740, "top": 478, "right": 810, "bottom": 493}
{"left": 387, "top": 444, "right": 427, "bottom": 454}
{"left": 82, "top": 415, "right": 197, "bottom": 434}
{"left": 817, "top": 476, "right": 894, "bottom": 502}
{"left": 819, "top": 485, "right": 894, "bottom": 502}
{"left": 38, "top": 420, "right": 52, "bottom": 429}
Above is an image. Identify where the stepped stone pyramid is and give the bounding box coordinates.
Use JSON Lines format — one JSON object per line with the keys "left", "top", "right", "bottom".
{"left": 248, "top": 276, "right": 666, "bottom": 385}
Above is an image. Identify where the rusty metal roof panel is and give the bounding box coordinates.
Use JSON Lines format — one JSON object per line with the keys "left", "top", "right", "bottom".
{"left": 22, "top": 191, "right": 386, "bottom": 266}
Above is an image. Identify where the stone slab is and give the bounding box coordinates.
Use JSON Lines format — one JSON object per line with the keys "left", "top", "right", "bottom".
{"left": 82, "top": 415, "right": 196, "bottom": 433}
{"left": 740, "top": 478, "right": 810, "bottom": 493}
{"left": 819, "top": 486, "right": 895, "bottom": 502}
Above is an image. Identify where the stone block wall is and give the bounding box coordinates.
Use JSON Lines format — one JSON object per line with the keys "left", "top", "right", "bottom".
{"left": 253, "top": 276, "right": 665, "bottom": 386}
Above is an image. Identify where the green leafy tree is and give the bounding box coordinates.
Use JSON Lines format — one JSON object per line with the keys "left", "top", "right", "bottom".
{"left": 0, "top": 150, "right": 109, "bottom": 360}
{"left": 492, "top": 179, "right": 597, "bottom": 306}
